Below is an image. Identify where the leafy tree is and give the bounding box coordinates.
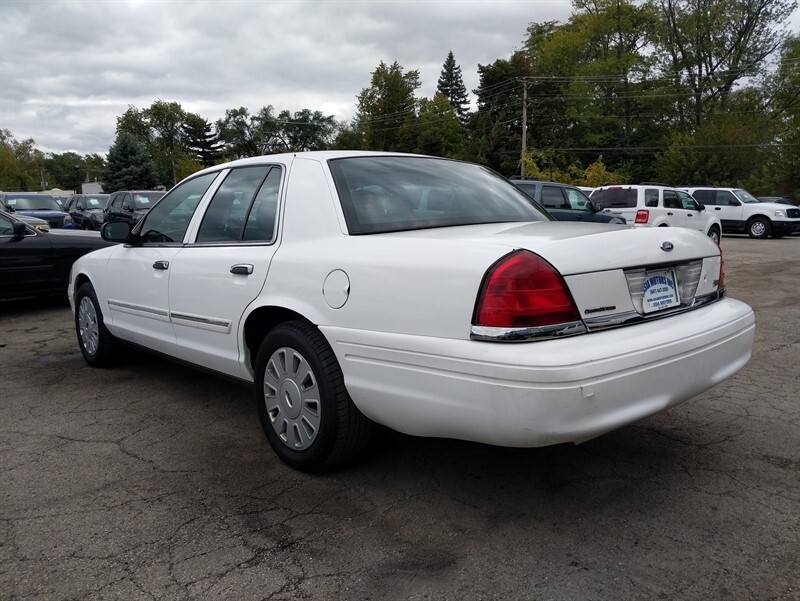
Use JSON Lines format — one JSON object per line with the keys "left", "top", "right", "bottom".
{"left": 43, "top": 152, "right": 86, "bottom": 191}
{"left": 413, "top": 93, "right": 464, "bottom": 157}
{"left": 182, "top": 114, "right": 223, "bottom": 167}
{"left": 216, "top": 106, "right": 281, "bottom": 159}
{"left": 274, "top": 109, "right": 337, "bottom": 152}
{"left": 355, "top": 61, "right": 421, "bottom": 151}
{"left": 436, "top": 51, "right": 470, "bottom": 125}
{"left": 0, "top": 130, "right": 40, "bottom": 190}
{"left": 648, "top": 0, "right": 797, "bottom": 128}
{"left": 101, "top": 132, "right": 157, "bottom": 192}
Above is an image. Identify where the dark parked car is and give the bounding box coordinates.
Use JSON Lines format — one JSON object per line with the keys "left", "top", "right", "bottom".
{"left": 0, "top": 209, "right": 114, "bottom": 301}
{"left": 0, "top": 192, "right": 75, "bottom": 229}
{"left": 65, "top": 194, "right": 110, "bottom": 230}
{"left": 104, "top": 190, "right": 165, "bottom": 226}
{"left": 510, "top": 179, "right": 626, "bottom": 224}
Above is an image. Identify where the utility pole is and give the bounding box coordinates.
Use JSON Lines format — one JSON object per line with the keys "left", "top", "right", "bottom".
{"left": 521, "top": 80, "right": 527, "bottom": 178}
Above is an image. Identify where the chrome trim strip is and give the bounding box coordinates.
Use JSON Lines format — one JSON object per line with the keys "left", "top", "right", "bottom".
{"left": 470, "top": 320, "right": 587, "bottom": 342}
{"left": 471, "top": 290, "right": 725, "bottom": 342}
{"left": 107, "top": 299, "right": 169, "bottom": 317}
{"left": 169, "top": 312, "right": 232, "bottom": 328}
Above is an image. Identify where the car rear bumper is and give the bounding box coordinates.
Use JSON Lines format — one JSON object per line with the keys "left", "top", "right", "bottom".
{"left": 323, "top": 297, "right": 754, "bottom": 447}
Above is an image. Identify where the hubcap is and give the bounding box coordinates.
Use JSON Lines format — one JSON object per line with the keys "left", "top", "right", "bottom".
{"left": 77, "top": 296, "right": 99, "bottom": 356}
{"left": 751, "top": 222, "right": 765, "bottom": 236}
{"left": 263, "top": 347, "right": 321, "bottom": 450}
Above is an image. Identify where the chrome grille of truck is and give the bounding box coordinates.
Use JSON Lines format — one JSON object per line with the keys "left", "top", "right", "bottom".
{"left": 625, "top": 260, "right": 703, "bottom": 314}
{"left": 786, "top": 208, "right": 800, "bottom": 218}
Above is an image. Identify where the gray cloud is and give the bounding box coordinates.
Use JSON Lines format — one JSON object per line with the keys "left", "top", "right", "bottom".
{"left": 15, "top": 0, "right": 798, "bottom": 157}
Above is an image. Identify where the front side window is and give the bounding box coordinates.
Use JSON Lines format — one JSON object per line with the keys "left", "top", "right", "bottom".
{"left": 678, "top": 191, "right": 699, "bottom": 210}
{"left": 330, "top": 157, "right": 549, "bottom": 235}
{"left": 0, "top": 213, "right": 15, "bottom": 235}
{"left": 564, "top": 188, "right": 592, "bottom": 211}
{"left": 138, "top": 173, "right": 218, "bottom": 244}
{"left": 716, "top": 190, "right": 739, "bottom": 206}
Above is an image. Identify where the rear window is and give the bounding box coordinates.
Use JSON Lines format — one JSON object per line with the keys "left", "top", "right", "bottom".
{"left": 3, "top": 195, "right": 62, "bottom": 212}
{"left": 591, "top": 188, "right": 638, "bottom": 208}
{"left": 329, "top": 156, "right": 549, "bottom": 234}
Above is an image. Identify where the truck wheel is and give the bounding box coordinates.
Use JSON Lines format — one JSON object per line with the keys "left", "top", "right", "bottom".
{"left": 707, "top": 226, "right": 720, "bottom": 245}
{"left": 75, "top": 283, "right": 118, "bottom": 367}
{"left": 747, "top": 217, "right": 771, "bottom": 239}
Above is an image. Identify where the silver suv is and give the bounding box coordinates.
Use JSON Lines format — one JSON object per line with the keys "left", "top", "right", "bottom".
{"left": 591, "top": 184, "right": 721, "bottom": 244}
{"left": 683, "top": 187, "right": 800, "bottom": 239}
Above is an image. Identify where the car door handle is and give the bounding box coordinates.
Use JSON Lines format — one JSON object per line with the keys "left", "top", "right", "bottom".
{"left": 153, "top": 260, "right": 169, "bottom": 270}
{"left": 230, "top": 264, "right": 254, "bottom": 275}
{"left": 667, "top": 212, "right": 674, "bottom": 215}
{"left": 714, "top": 207, "right": 721, "bottom": 210}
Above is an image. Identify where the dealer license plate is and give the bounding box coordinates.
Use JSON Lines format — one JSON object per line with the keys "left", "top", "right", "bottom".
{"left": 642, "top": 268, "right": 680, "bottom": 313}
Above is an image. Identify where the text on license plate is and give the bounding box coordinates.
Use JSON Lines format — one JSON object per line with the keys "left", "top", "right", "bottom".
{"left": 642, "top": 268, "right": 680, "bottom": 313}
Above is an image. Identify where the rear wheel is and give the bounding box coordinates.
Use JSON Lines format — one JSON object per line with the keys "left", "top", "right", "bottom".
{"left": 75, "top": 283, "right": 117, "bottom": 367}
{"left": 254, "top": 320, "right": 372, "bottom": 472}
{"left": 747, "top": 217, "right": 771, "bottom": 239}
{"left": 708, "top": 226, "right": 720, "bottom": 245}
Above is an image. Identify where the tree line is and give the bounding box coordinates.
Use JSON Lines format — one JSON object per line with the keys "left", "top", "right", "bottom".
{"left": 1, "top": 0, "right": 798, "bottom": 197}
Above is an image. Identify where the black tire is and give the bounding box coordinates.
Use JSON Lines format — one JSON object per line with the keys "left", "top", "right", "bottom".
{"left": 747, "top": 217, "right": 771, "bottom": 239}
{"left": 75, "top": 283, "right": 117, "bottom": 367}
{"left": 254, "top": 320, "right": 372, "bottom": 472}
{"left": 708, "top": 226, "right": 721, "bottom": 245}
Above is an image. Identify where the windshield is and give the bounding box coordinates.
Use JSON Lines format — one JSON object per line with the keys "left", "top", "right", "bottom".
{"left": 85, "top": 195, "right": 109, "bottom": 209}
{"left": 734, "top": 189, "right": 759, "bottom": 204}
{"left": 133, "top": 192, "right": 164, "bottom": 209}
{"left": 3, "top": 195, "right": 62, "bottom": 212}
{"left": 329, "top": 156, "right": 550, "bottom": 234}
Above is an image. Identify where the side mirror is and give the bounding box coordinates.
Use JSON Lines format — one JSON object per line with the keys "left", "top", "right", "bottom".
{"left": 12, "top": 221, "right": 28, "bottom": 238}
{"left": 697, "top": 203, "right": 705, "bottom": 211}
{"left": 102, "top": 221, "right": 132, "bottom": 242}
{"left": 593, "top": 201, "right": 604, "bottom": 212}
{"left": 123, "top": 205, "right": 134, "bottom": 212}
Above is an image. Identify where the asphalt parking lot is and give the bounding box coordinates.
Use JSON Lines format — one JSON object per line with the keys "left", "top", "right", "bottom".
{"left": 1, "top": 235, "right": 798, "bottom": 601}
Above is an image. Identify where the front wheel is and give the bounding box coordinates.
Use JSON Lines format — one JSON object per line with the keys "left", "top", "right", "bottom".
{"left": 75, "top": 283, "right": 117, "bottom": 367}
{"left": 747, "top": 217, "right": 771, "bottom": 239}
{"left": 254, "top": 320, "right": 372, "bottom": 472}
{"left": 708, "top": 226, "right": 720, "bottom": 245}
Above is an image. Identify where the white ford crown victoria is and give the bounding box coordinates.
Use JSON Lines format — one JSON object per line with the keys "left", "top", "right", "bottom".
{"left": 69, "top": 152, "right": 755, "bottom": 471}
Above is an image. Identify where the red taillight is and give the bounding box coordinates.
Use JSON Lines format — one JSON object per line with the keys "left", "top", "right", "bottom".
{"left": 474, "top": 251, "right": 580, "bottom": 328}
{"left": 635, "top": 209, "right": 649, "bottom": 224}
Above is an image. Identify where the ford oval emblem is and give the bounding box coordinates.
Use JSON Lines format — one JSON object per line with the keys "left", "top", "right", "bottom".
{"left": 661, "top": 241, "right": 674, "bottom": 252}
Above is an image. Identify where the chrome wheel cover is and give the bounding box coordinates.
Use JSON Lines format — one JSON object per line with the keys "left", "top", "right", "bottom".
{"left": 77, "top": 296, "right": 99, "bottom": 356}
{"left": 263, "top": 347, "right": 321, "bottom": 450}
{"left": 750, "top": 221, "right": 766, "bottom": 237}
{"left": 709, "top": 230, "right": 720, "bottom": 244}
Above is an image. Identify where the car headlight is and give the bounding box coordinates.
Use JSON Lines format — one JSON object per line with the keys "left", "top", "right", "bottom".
{"left": 774, "top": 209, "right": 785, "bottom": 218}
{"left": 34, "top": 223, "right": 51, "bottom": 232}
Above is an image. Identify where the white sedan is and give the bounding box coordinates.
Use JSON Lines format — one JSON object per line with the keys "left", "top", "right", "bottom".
{"left": 69, "top": 152, "right": 755, "bottom": 471}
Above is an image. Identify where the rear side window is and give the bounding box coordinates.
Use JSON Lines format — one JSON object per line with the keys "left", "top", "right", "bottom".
{"left": 592, "top": 188, "right": 638, "bottom": 208}
{"left": 330, "top": 156, "right": 549, "bottom": 235}
{"left": 692, "top": 189, "right": 714, "bottom": 204}
{"left": 663, "top": 190, "right": 681, "bottom": 209}
{"left": 716, "top": 190, "right": 739, "bottom": 206}
{"left": 645, "top": 189, "right": 659, "bottom": 208}
{"left": 541, "top": 186, "right": 567, "bottom": 208}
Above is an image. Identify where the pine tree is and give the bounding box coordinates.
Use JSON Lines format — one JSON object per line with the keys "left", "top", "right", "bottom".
{"left": 436, "top": 51, "right": 470, "bottom": 126}
{"left": 101, "top": 132, "right": 158, "bottom": 192}
{"left": 182, "top": 115, "right": 223, "bottom": 167}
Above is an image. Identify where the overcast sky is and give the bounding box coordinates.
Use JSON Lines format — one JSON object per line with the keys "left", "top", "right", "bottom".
{"left": 2, "top": 0, "right": 798, "bottom": 157}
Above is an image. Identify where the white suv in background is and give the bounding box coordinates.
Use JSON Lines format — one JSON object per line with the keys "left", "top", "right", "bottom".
{"left": 591, "top": 184, "right": 721, "bottom": 243}
{"left": 683, "top": 187, "right": 800, "bottom": 239}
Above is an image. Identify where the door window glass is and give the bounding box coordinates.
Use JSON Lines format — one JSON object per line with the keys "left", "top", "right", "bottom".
{"left": 564, "top": 188, "right": 592, "bottom": 211}
{"left": 0, "top": 214, "right": 14, "bottom": 235}
{"left": 139, "top": 173, "right": 218, "bottom": 244}
{"left": 243, "top": 167, "right": 282, "bottom": 242}
{"left": 716, "top": 190, "right": 739, "bottom": 206}
{"left": 645, "top": 189, "right": 659, "bottom": 207}
{"left": 692, "top": 189, "right": 713, "bottom": 204}
{"left": 663, "top": 190, "right": 681, "bottom": 209}
{"left": 541, "top": 186, "right": 567, "bottom": 208}
{"left": 197, "top": 166, "right": 275, "bottom": 243}
{"left": 678, "top": 191, "right": 699, "bottom": 210}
